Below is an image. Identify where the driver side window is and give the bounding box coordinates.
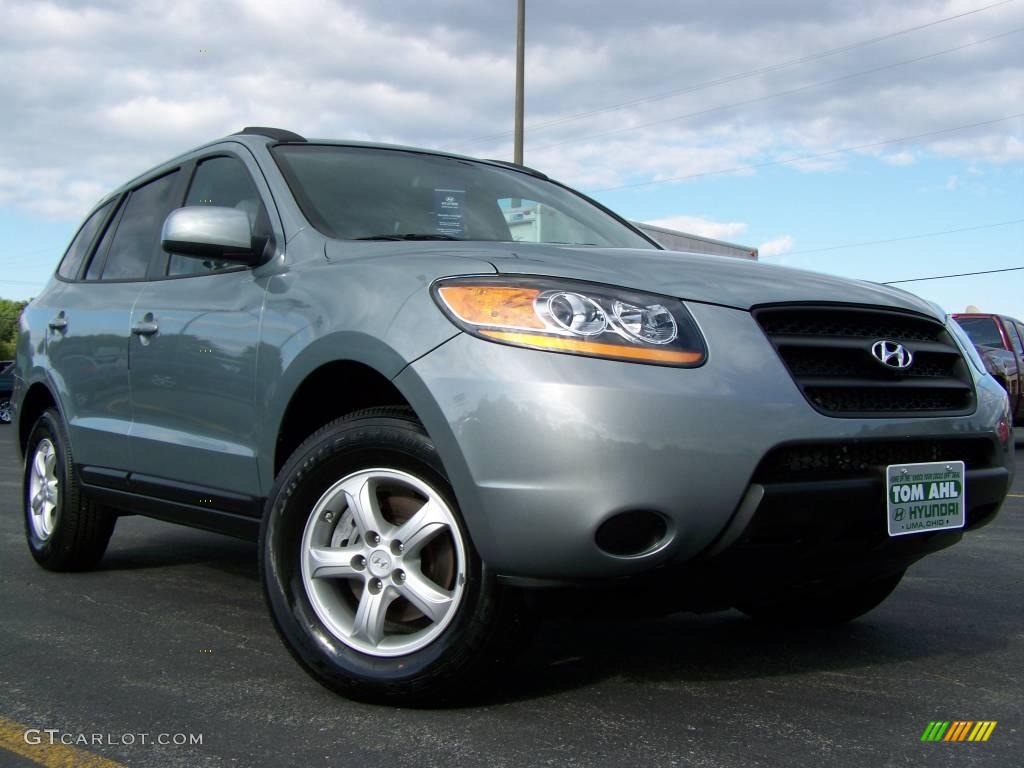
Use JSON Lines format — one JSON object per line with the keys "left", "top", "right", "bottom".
{"left": 167, "top": 156, "right": 269, "bottom": 276}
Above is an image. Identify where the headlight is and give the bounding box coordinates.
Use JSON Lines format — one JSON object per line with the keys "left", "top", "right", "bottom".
{"left": 432, "top": 276, "right": 706, "bottom": 366}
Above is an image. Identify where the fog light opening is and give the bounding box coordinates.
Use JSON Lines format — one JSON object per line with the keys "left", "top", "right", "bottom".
{"left": 595, "top": 510, "right": 669, "bottom": 557}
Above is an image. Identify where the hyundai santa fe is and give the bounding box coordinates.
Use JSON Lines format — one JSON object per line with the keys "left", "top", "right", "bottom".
{"left": 11, "top": 127, "right": 1012, "bottom": 705}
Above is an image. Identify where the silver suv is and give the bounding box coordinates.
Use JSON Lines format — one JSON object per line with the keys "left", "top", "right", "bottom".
{"left": 12, "top": 127, "right": 1013, "bottom": 705}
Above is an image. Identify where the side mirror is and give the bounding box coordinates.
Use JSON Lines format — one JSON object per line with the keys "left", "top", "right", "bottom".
{"left": 161, "top": 207, "right": 259, "bottom": 265}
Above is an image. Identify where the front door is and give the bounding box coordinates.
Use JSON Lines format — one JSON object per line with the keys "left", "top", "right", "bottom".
{"left": 128, "top": 272, "right": 264, "bottom": 499}
{"left": 127, "top": 153, "right": 271, "bottom": 502}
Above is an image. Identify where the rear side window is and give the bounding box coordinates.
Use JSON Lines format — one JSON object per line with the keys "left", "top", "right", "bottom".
{"left": 86, "top": 202, "right": 123, "bottom": 280}
{"left": 57, "top": 199, "right": 116, "bottom": 279}
{"left": 167, "top": 156, "right": 268, "bottom": 276}
{"left": 99, "top": 170, "right": 182, "bottom": 280}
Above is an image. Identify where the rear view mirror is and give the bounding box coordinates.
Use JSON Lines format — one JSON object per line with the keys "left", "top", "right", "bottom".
{"left": 161, "top": 207, "right": 258, "bottom": 265}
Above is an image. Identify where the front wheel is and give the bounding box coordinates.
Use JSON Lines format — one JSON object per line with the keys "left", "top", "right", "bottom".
{"left": 261, "top": 407, "right": 524, "bottom": 705}
{"left": 735, "top": 571, "right": 905, "bottom": 627}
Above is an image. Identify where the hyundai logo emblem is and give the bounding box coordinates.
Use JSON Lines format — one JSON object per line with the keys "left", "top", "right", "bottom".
{"left": 367, "top": 549, "right": 393, "bottom": 578}
{"left": 871, "top": 339, "right": 914, "bottom": 369}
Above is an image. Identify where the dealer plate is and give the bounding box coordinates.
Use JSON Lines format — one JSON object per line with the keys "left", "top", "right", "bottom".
{"left": 886, "top": 460, "right": 965, "bottom": 537}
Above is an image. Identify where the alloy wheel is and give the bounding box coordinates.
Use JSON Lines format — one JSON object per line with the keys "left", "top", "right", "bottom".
{"left": 28, "top": 438, "right": 59, "bottom": 540}
{"left": 300, "top": 468, "right": 467, "bottom": 657}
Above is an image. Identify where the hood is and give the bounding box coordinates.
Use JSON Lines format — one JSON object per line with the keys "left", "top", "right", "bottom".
{"left": 484, "top": 243, "right": 944, "bottom": 319}
{"left": 323, "top": 239, "right": 943, "bottom": 321}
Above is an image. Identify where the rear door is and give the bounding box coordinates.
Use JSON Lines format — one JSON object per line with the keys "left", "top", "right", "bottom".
{"left": 41, "top": 174, "right": 184, "bottom": 472}
{"left": 126, "top": 150, "right": 272, "bottom": 506}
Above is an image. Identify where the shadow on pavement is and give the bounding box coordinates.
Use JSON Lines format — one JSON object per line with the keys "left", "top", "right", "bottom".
{"left": 468, "top": 602, "right": 1010, "bottom": 707}
{"left": 100, "top": 527, "right": 258, "bottom": 580}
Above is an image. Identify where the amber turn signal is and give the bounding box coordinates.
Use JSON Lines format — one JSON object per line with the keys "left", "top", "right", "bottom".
{"left": 480, "top": 330, "right": 703, "bottom": 364}
{"left": 437, "top": 285, "right": 546, "bottom": 330}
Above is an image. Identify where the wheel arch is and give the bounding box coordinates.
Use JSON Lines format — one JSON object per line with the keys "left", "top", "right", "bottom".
{"left": 17, "top": 381, "right": 59, "bottom": 458}
{"left": 271, "top": 359, "right": 413, "bottom": 478}
{"left": 262, "top": 334, "right": 484, "bottom": 557}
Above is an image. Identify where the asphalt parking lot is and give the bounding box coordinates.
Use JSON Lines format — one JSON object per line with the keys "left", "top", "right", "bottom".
{"left": 0, "top": 432, "right": 1021, "bottom": 768}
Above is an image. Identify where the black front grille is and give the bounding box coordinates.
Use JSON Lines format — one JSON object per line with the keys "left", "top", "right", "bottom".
{"left": 754, "top": 305, "right": 975, "bottom": 417}
{"left": 754, "top": 438, "right": 995, "bottom": 483}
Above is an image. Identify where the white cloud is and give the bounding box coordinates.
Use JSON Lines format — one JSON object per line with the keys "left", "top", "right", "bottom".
{"left": 944, "top": 175, "right": 959, "bottom": 191}
{"left": 0, "top": 0, "right": 1021, "bottom": 220}
{"left": 759, "top": 235, "right": 795, "bottom": 256}
{"left": 882, "top": 151, "right": 916, "bottom": 166}
{"left": 932, "top": 134, "right": 1024, "bottom": 165}
{"left": 643, "top": 215, "right": 748, "bottom": 240}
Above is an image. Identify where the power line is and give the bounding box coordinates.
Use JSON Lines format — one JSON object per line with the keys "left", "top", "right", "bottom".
{"left": 2, "top": 239, "right": 69, "bottom": 267}
{"left": 591, "top": 112, "right": 1024, "bottom": 192}
{"left": 779, "top": 219, "right": 1024, "bottom": 257}
{"left": 1, "top": 243, "right": 66, "bottom": 260}
{"left": 526, "top": 27, "right": 1023, "bottom": 154}
{"left": 4, "top": 250, "right": 66, "bottom": 268}
{"left": 883, "top": 266, "right": 1024, "bottom": 284}
{"left": 453, "top": 0, "right": 1018, "bottom": 148}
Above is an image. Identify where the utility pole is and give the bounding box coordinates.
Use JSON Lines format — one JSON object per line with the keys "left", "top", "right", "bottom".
{"left": 514, "top": 0, "right": 525, "bottom": 165}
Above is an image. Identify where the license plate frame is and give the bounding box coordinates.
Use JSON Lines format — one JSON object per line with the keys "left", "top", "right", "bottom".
{"left": 885, "top": 460, "right": 966, "bottom": 537}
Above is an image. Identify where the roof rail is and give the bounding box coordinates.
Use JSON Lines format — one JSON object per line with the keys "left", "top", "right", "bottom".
{"left": 233, "top": 127, "right": 307, "bottom": 142}
{"left": 485, "top": 159, "right": 548, "bottom": 180}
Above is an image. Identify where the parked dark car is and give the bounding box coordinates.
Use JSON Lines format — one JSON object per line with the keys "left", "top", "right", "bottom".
{"left": 0, "top": 361, "right": 14, "bottom": 424}
{"left": 953, "top": 313, "right": 1024, "bottom": 424}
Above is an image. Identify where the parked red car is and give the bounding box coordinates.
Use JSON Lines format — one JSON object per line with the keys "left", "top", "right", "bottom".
{"left": 953, "top": 313, "right": 1024, "bottom": 424}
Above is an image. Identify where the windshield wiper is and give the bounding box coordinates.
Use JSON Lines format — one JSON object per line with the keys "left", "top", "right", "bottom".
{"left": 355, "top": 233, "right": 464, "bottom": 241}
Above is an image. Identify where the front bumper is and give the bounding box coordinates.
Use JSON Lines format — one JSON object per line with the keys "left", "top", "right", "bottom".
{"left": 395, "top": 302, "right": 1012, "bottom": 581}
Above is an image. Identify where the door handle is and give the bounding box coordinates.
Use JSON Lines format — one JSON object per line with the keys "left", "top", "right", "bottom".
{"left": 131, "top": 321, "right": 159, "bottom": 336}
{"left": 48, "top": 315, "right": 68, "bottom": 331}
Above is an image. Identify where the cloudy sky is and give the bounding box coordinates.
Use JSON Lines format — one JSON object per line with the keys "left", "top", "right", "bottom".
{"left": 1, "top": 0, "right": 1022, "bottom": 314}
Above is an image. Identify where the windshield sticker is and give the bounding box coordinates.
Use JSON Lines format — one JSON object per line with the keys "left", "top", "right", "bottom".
{"left": 434, "top": 188, "right": 465, "bottom": 237}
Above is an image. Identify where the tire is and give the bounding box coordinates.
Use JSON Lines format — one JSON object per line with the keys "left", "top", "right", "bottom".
{"left": 0, "top": 397, "right": 11, "bottom": 424}
{"left": 260, "top": 407, "right": 524, "bottom": 706}
{"left": 736, "top": 570, "right": 905, "bottom": 627}
{"left": 23, "top": 408, "right": 116, "bottom": 571}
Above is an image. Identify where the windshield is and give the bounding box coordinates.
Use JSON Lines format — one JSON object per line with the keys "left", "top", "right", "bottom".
{"left": 272, "top": 145, "right": 657, "bottom": 249}
{"left": 956, "top": 317, "right": 1003, "bottom": 348}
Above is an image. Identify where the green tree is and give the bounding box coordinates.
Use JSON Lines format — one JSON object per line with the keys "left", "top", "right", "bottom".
{"left": 0, "top": 298, "right": 29, "bottom": 360}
